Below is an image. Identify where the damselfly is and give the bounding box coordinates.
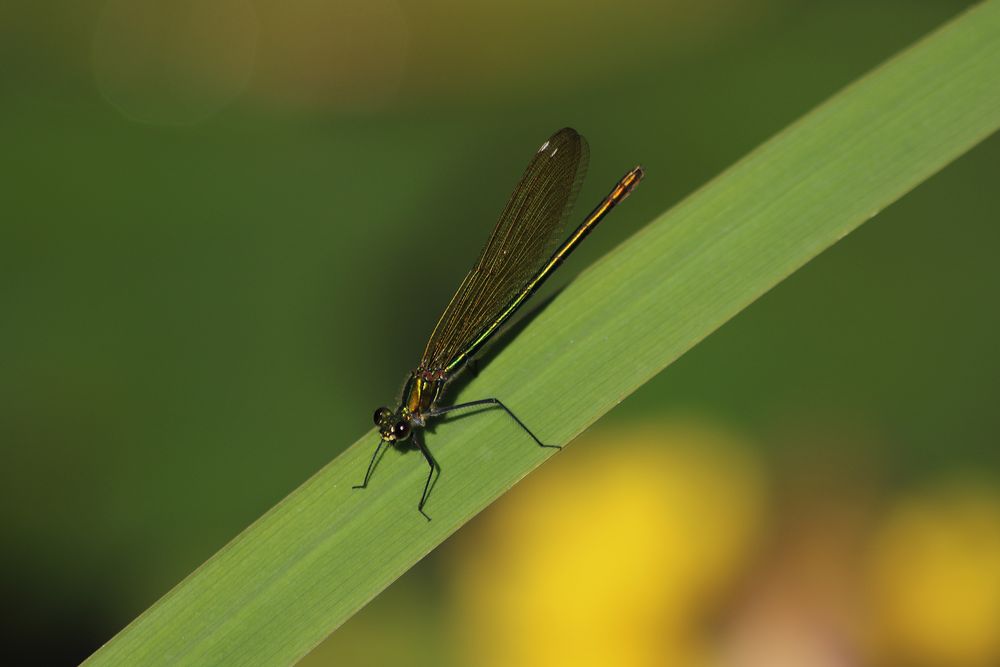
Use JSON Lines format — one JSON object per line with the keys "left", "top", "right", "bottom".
{"left": 355, "top": 128, "right": 643, "bottom": 519}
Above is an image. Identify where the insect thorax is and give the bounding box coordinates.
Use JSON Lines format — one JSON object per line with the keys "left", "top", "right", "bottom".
{"left": 404, "top": 368, "right": 448, "bottom": 416}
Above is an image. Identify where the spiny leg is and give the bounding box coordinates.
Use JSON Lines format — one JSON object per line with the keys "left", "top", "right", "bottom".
{"left": 353, "top": 437, "right": 387, "bottom": 490}
{"left": 415, "top": 430, "right": 440, "bottom": 521}
{"left": 427, "top": 398, "right": 561, "bottom": 450}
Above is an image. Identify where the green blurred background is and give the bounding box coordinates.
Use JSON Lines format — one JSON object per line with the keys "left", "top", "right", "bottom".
{"left": 3, "top": 0, "right": 999, "bottom": 664}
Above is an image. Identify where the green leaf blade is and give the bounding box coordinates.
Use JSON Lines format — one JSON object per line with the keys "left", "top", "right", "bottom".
{"left": 87, "top": 3, "right": 1000, "bottom": 664}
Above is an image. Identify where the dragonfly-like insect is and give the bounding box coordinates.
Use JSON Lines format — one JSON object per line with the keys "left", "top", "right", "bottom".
{"left": 355, "top": 127, "right": 643, "bottom": 519}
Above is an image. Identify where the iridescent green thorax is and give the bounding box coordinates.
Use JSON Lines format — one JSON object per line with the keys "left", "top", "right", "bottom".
{"left": 373, "top": 370, "right": 448, "bottom": 444}
{"left": 404, "top": 369, "right": 447, "bottom": 417}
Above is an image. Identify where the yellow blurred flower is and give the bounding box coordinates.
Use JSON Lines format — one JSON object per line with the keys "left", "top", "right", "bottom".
{"left": 449, "top": 420, "right": 766, "bottom": 667}
{"left": 866, "top": 481, "right": 1000, "bottom": 667}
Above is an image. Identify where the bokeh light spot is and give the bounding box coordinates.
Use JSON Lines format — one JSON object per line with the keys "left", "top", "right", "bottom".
{"left": 250, "top": 0, "right": 408, "bottom": 113}
{"left": 92, "top": 0, "right": 257, "bottom": 125}
{"left": 868, "top": 482, "right": 1000, "bottom": 667}
{"left": 450, "top": 421, "right": 766, "bottom": 667}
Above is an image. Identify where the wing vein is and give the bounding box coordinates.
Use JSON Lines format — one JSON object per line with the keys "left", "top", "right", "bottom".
{"left": 420, "top": 128, "right": 589, "bottom": 371}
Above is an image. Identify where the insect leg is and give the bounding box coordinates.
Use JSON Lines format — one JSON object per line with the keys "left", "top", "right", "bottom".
{"left": 414, "top": 430, "right": 440, "bottom": 521}
{"left": 427, "top": 398, "right": 561, "bottom": 450}
{"left": 353, "top": 437, "right": 387, "bottom": 490}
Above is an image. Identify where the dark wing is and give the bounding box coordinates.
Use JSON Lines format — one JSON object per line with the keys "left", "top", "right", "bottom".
{"left": 420, "top": 127, "right": 589, "bottom": 372}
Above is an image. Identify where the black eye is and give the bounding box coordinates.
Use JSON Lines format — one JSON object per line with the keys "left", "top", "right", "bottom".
{"left": 394, "top": 421, "right": 410, "bottom": 439}
{"left": 373, "top": 407, "right": 390, "bottom": 425}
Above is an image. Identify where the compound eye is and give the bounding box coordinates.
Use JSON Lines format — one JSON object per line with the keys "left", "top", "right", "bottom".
{"left": 393, "top": 420, "right": 411, "bottom": 439}
{"left": 373, "top": 407, "right": 391, "bottom": 425}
